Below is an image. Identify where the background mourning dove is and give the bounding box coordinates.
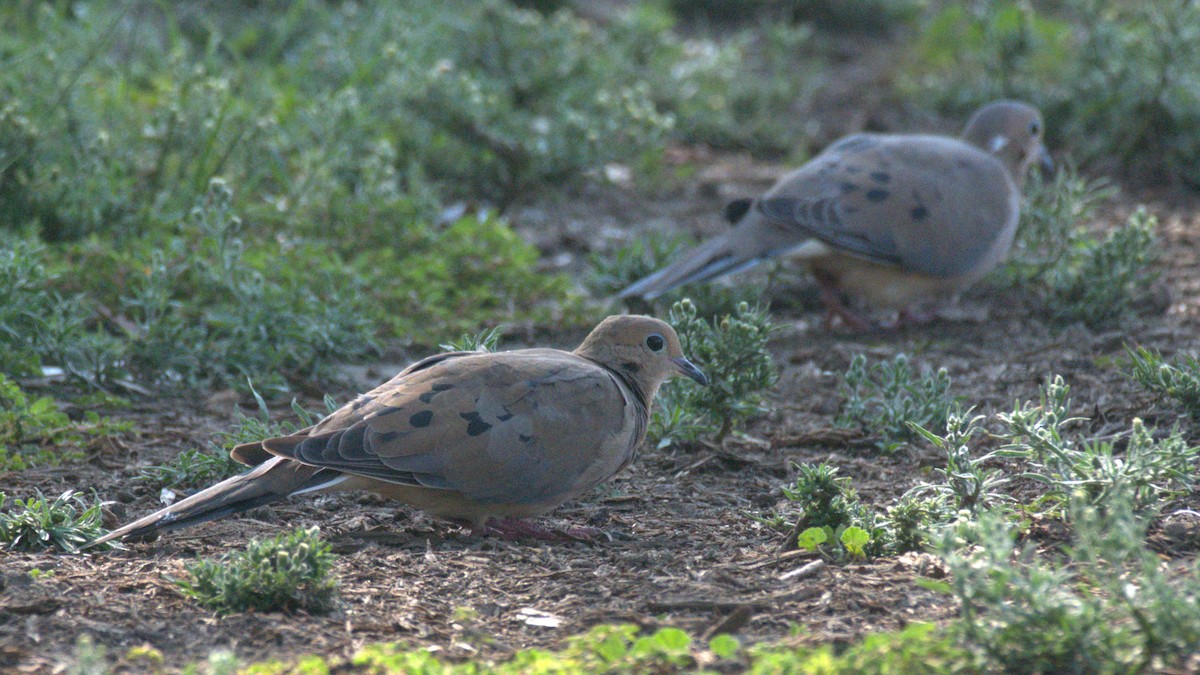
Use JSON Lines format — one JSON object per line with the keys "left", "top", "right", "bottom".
{"left": 90, "top": 315, "right": 707, "bottom": 546}
{"left": 619, "top": 100, "right": 1053, "bottom": 330}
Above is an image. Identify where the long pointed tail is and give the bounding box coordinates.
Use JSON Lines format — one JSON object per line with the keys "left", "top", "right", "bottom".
{"left": 618, "top": 234, "right": 764, "bottom": 300}
{"left": 87, "top": 457, "right": 344, "bottom": 547}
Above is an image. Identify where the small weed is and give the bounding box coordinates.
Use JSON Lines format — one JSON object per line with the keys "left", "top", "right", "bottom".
{"left": 440, "top": 326, "right": 503, "bottom": 353}
{"left": 0, "top": 490, "right": 116, "bottom": 553}
{"left": 1000, "top": 163, "right": 1116, "bottom": 287}
{"left": 884, "top": 494, "right": 953, "bottom": 554}
{"left": 0, "top": 374, "right": 129, "bottom": 470}
{"left": 908, "top": 407, "right": 1013, "bottom": 514}
{"left": 1045, "top": 207, "right": 1158, "bottom": 329}
{"left": 933, "top": 508, "right": 1121, "bottom": 672}
{"left": 775, "top": 463, "right": 929, "bottom": 559}
{"left": 177, "top": 526, "right": 337, "bottom": 614}
{"left": 997, "top": 376, "right": 1198, "bottom": 514}
{"left": 1126, "top": 345, "right": 1200, "bottom": 419}
{"left": 138, "top": 448, "right": 243, "bottom": 491}
{"left": 141, "top": 388, "right": 336, "bottom": 489}
{"left": 650, "top": 299, "right": 777, "bottom": 447}
{"left": 837, "top": 353, "right": 955, "bottom": 452}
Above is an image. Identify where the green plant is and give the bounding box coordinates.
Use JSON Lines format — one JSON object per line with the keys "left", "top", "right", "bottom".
{"left": 0, "top": 373, "right": 129, "bottom": 470}
{"left": 749, "top": 622, "right": 977, "bottom": 674}
{"left": 141, "top": 388, "right": 337, "bottom": 489}
{"left": 997, "top": 376, "right": 1198, "bottom": 513}
{"left": 177, "top": 526, "right": 337, "bottom": 614}
{"left": 72, "top": 634, "right": 109, "bottom": 675}
{"left": 440, "top": 326, "right": 503, "bottom": 353}
{"left": 837, "top": 353, "right": 955, "bottom": 452}
{"left": 932, "top": 507, "right": 1124, "bottom": 672}
{"left": 0, "top": 233, "right": 121, "bottom": 384}
{"left": 1045, "top": 207, "right": 1158, "bottom": 329}
{"left": 907, "top": 0, "right": 1200, "bottom": 188}
{"left": 614, "top": 4, "right": 824, "bottom": 156}
{"left": 0, "top": 490, "right": 116, "bottom": 553}
{"left": 1000, "top": 163, "right": 1116, "bottom": 286}
{"left": 777, "top": 463, "right": 894, "bottom": 559}
{"left": 932, "top": 487, "right": 1200, "bottom": 672}
{"left": 650, "top": 299, "right": 778, "bottom": 447}
{"left": 908, "top": 407, "right": 1013, "bottom": 514}
{"left": 117, "top": 180, "right": 380, "bottom": 390}
{"left": 1126, "top": 345, "right": 1200, "bottom": 419}
{"left": 138, "top": 447, "right": 243, "bottom": 491}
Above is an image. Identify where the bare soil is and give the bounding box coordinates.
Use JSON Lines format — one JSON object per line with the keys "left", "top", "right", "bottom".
{"left": 5, "top": 49, "right": 1200, "bottom": 675}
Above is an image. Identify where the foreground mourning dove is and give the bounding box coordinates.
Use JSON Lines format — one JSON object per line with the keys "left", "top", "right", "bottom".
{"left": 619, "top": 100, "right": 1053, "bottom": 330}
{"left": 89, "top": 315, "right": 707, "bottom": 546}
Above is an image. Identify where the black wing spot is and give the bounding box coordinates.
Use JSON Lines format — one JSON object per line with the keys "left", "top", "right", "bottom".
{"left": 723, "top": 198, "right": 753, "bottom": 224}
{"left": 911, "top": 206, "right": 930, "bottom": 222}
{"left": 409, "top": 410, "right": 434, "bottom": 428}
{"left": 374, "top": 430, "right": 400, "bottom": 444}
{"left": 497, "top": 412, "right": 515, "bottom": 422}
{"left": 865, "top": 189, "right": 890, "bottom": 203}
{"left": 460, "top": 412, "right": 492, "bottom": 437}
{"left": 839, "top": 182, "right": 859, "bottom": 194}
{"left": 519, "top": 434, "right": 533, "bottom": 443}
{"left": 845, "top": 165, "right": 863, "bottom": 174}
{"left": 870, "top": 171, "right": 891, "bottom": 183}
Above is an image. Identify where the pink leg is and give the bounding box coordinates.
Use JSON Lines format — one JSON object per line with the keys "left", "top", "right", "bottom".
{"left": 881, "top": 304, "right": 941, "bottom": 330}
{"left": 471, "top": 518, "right": 602, "bottom": 542}
{"left": 814, "top": 271, "right": 875, "bottom": 332}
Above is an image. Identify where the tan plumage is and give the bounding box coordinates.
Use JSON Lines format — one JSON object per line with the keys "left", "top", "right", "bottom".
{"left": 620, "top": 100, "right": 1052, "bottom": 329}
{"left": 89, "top": 315, "right": 707, "bottom": 546}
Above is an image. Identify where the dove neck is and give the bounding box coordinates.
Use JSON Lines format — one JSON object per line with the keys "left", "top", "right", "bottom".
{"left": 595, "top": 361, "right": 651, "bottom": 418}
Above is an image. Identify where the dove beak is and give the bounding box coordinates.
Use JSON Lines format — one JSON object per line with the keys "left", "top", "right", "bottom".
{"left": 1037, "top": 145, "right": 1054, "bottom": 174}
{"left": 671, "top": 357, "right": 709, "bottom": 386}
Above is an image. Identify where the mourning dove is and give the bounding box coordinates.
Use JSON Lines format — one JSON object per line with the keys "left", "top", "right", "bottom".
{"left": 89, "top": 315, "right": 707, "bottom": 546}
{"left": 619, "top": 100, "right": 1053, "bottom": 330}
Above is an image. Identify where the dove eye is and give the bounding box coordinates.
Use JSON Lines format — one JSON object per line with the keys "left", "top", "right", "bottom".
{"left": 1029, "top": 121, "right": 1041, "bottom": 135}
{"left": 645, "top": 334, "right": 665, "bottom": 352}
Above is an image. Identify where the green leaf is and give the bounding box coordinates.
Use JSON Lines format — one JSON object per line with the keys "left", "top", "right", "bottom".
{"left": 840, "top": 526, "right": 870, "bottom": 558}
{"left": 708, "top": 633, "right": 739, "bottom": 659}
{"left": 796, "top": 526, "right": 828, "bottom": 551}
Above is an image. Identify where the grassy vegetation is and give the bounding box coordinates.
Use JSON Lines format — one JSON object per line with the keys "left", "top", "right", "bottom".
{"left": 140, "top": 387, "right": 335, "bottom": 489}
{"left": 837, "top": 353, "right": 956, "bottom": 453}
{"left": 1127, "top": 345, "right": 1200, "bottom": 419}
{"left": 6, "top": 2, "right": 1200, "bottom": 673}
{"left": 906, "top": 0, "right": 1200, "bottom": 188}
{"left": 0, "top": 373, "right": 129, "bottom": 470}
{"left": 934, "top": 490, "right": 1200, "bottom": 672}
{"left": 0, "top": 490, "right": 116, "bottom": 553}
{"left": 177, "top": 527, "right": 337, "bottom": 614}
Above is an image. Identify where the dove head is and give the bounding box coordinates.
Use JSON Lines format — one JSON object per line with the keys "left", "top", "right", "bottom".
{"left": 575, "top": 315, "right": 708, "bottom": 399}
{"left": 961, "top": 100, "right": 1051, "bottom": 185}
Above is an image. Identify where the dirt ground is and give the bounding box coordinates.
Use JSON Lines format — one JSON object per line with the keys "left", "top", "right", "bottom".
{"left": 5, "top": 43, "right": 1200, "bottom": 675}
